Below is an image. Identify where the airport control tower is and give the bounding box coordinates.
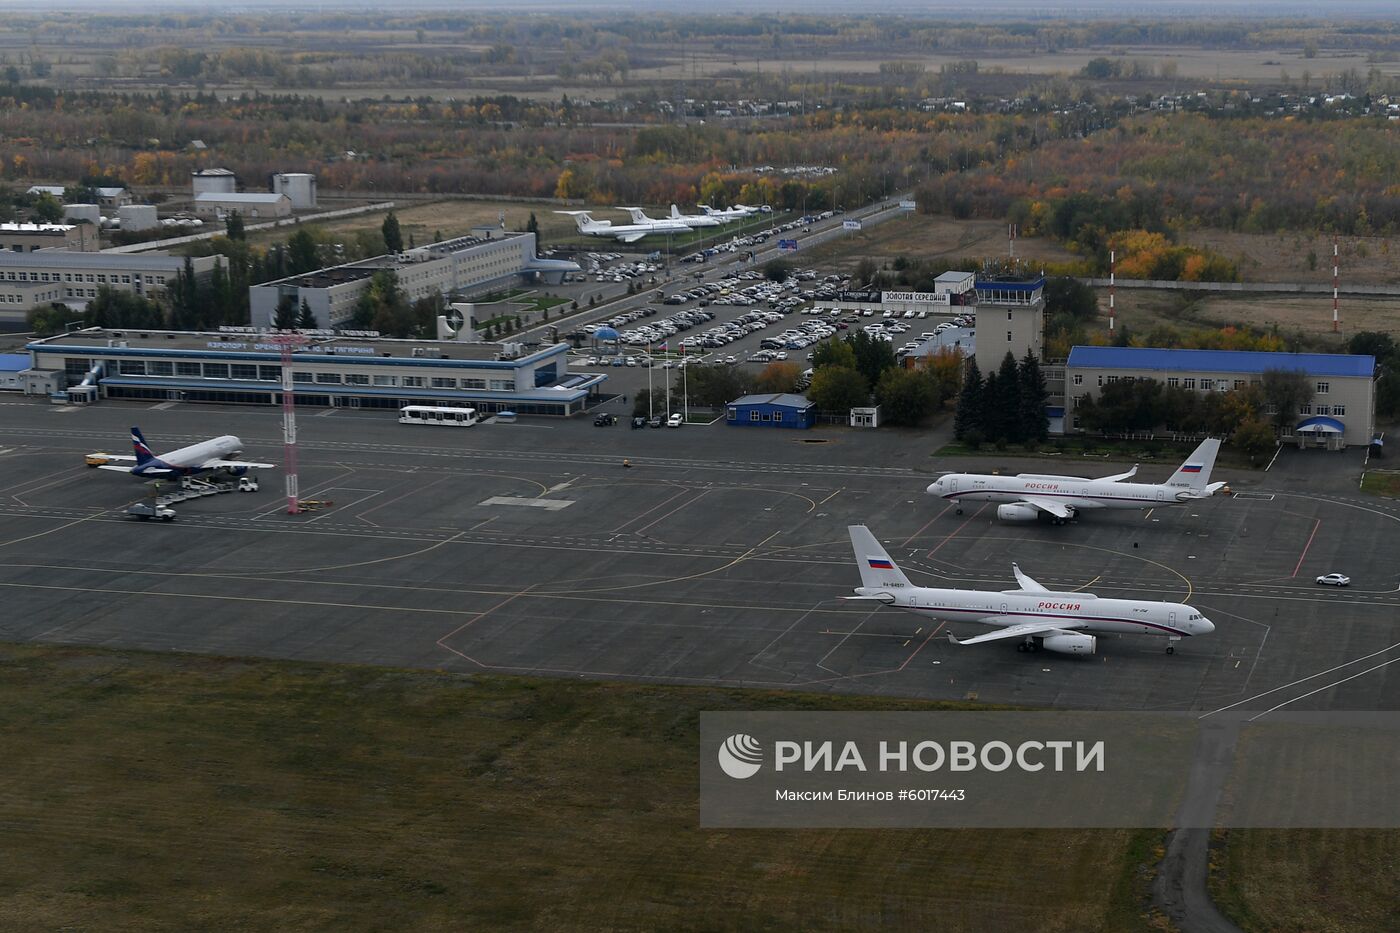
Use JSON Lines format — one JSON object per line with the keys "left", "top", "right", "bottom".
{"left": 972, "top": 273, "right": 1045, "bottom": 377}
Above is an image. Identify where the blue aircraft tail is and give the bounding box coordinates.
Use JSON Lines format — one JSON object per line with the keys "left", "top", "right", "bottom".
{"left": 131, "top": 427, "right": 157, "bottom": 467}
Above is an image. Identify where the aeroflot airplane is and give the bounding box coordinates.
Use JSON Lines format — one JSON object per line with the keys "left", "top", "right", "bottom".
{"left": 927, "top": 438, "right": 1227, "bottom": 524}
{"left": 91, "top": 427, "right": 275, "bottom": 479}
{"left": 845, "top": 525, "right": 1214, "bottom": 655}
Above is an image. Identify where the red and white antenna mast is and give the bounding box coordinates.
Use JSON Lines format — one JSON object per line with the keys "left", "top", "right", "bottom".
{"left": 1332, "top": 236, "right": 1340, "bottom": 333}
{"left": 1109, "top": 249, "right": 1116, "bottom": 333}
{"left": 266, "top": 332, "right": 309, "bottom": 514}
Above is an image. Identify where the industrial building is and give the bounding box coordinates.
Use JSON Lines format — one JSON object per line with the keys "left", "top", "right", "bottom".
{"left": 812, "top": 271, "right": 976, "bottom": 319}
{"left": 27, "top": 184, "right": 130, "bottom": 208}
{"left": 21, "top": 327, "right": 607, "bottom": 416}
{"left": 194, "top": 192, "right": 292, "bottom": 220}
{"left": 191, "top": 168, "right": 237, "bottom": 197}
{"left": 1064, "top": 346, "right": 1376, "bottom": 448}
{"left": 725, "top": 393, "right": 816, "bottom": 429}
{"left": 0, "top": 222, "right": 98, "bottom": 252}
{"left": 271, "top": 173, "right": 317, "bottom": 209}
{"left": 249, "top": 233, "right": 579, "bottom": 330}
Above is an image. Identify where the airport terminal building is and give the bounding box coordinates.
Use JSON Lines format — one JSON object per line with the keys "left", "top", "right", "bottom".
{"left": 1065, "top": 346, "right": 1376, "bottom": 448}
{"left": 22, "top": 328, "right": 607, "bottom": 416}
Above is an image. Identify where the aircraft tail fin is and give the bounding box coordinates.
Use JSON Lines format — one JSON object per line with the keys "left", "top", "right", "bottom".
{"left": 131, "top": 427, "right": 156, "bottom": 467}
{"left": 848, "top": 525, "right": 913, "bottom": 591}
{"left": 670, "top": 204, "right": 682, "bottom": 219}
{"left": 1168, "top": 438, "right": 1221, "bottom": 491}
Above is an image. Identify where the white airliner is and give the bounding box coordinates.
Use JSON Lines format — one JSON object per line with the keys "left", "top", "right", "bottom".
{"left": 667, "top": 204, "right": 723, "bottom": 228}
{"left": 845, "top": 525, "right": 1214, "bottom": 655}
{"left": 555, "top": 210, "right": 689, "bottom": 243}
{"left": 91, "top": 427, "right": 275, "bottom": 479}
{"left": 618, "top": 205, "right": 720, "bottom": 230}
{"left": 927, "top": 438, "right": 1227, "bottom": 524}
{"left": 700, "top": 204, "right": 760, "bottom": 222}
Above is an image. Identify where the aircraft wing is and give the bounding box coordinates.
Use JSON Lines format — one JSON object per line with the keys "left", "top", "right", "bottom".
{"left": 92, "top": 454, "right": 137, "bottom": 463}
{"left": 1011, "top": 562, "right": 1049, "bottom": 593}
{"left": 96, "top": 463, "right": 138, "bottom": 473}
{"left": 617, "top": 232, "right": 647, "bottom": 243}
{"left": 947, "top": 621, "right": 1084, "bottom": 646}
{"left": 1017, "top": 495, "right": 1072, "bottom": 519}
{"left": 1101, "top": 464, "right": 1138, "bottom": 482}
{"left": 201, "top": 458, "right": 276, "bottom": 470}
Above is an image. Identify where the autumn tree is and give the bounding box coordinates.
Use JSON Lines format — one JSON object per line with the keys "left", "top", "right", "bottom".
{"left": 875, "top": 367, "right": 937, "bottom": 427}
{"left": 1260, "top": 368, "right": 1314, "bottom": 431}
{"left": 755, "top": 361, "right": 801, "bottom": 394}
{"left": 807, "top": 365, "right": 869, "bottom": 414}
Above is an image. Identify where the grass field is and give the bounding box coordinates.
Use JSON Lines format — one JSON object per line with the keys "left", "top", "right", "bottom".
{"left": 0, "top": 643, "right": 1165, "bottom": 931}
{"left": 1097, "top": 289, "right": 1398, "bottom": 348}
{"left": 1209, "top": 829, "right": 1400, "bottom": 932}
{"left": 1359, "top": 470, "right": 1400, "bottom": 497}
{"left": 802, "top": 214, "right": 1080, "bottom": 274}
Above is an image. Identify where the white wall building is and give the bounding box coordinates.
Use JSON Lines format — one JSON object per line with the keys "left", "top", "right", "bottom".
{"left": 249, "top": 233, "right": 579, "bottom": 329}
{"left": 192, "top": 168, "right": 237, "bottom": 197}
{"left": 271, "top": 173, "right": 317, "bottom": 209}
{"left": 194, "top": 192, "right": 292, "bottom": 220}
{"left": 1065, "top": 346, "right": 1376, "bottom": 448}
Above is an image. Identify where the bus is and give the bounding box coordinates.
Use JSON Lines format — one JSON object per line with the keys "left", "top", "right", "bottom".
{"left": 398, "top": 405, "right": 479, "bottom": 427}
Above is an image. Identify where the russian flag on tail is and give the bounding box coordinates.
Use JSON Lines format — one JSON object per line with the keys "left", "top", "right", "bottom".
{"left": 867, "top": 557, "right": 894, "bottom": 569}
{"left": 1180, "top": 464, "right": 1203, "bottom": 473}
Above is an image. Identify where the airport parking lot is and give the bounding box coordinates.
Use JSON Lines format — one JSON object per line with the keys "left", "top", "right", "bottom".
{"left": 2, "top": 398, "right": 1398, "bottom": 713}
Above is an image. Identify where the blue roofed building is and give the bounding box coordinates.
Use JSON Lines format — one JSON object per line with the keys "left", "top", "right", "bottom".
{"left": 1064, "top": 346, "right": 1376, "bottom": 448}
{"left": 726, "top": 393, "right": 816, "bottom": 429}
{"left": 0, "top": 353, "right": 30, "bottom": 392}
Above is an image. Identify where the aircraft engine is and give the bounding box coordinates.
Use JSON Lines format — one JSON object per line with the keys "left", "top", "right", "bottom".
{"left": 226, "top": 465, "right": 249, "bottom": 477}
{"left": 996, "top": 503, "right": 1041, "bottom": 522}
{"left": 1041, "top": 633, "right": 1096, "bottom": 655}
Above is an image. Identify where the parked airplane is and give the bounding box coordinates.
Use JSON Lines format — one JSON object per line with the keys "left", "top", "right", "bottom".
{"left": 927, "top": 438, "right": 1227, "bottom": 524}
{"left": 699, "top": 204, "right": 760, "bottom": 222}
{"left": 845, "top": 525, "right": 1214, "bottom": 654}
{"left": 90, "top": 427, "right": 275, "bottom": 479}
{"left": 667, "top": 204, "right": 723, "bottom": 228}
{"left": 555, "top": 210, "right": 689, "bottom": 243}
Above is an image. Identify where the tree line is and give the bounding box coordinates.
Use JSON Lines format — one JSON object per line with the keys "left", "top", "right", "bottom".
{"left": 953, "top": 352, "right": 1050, "bottom": 448}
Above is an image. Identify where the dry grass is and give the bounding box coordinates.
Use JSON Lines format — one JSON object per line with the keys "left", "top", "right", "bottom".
{"left": 0, "top": 643, "right": 1161, "bottom": 932}
{"left": 804, "top": 214, "right": 1079, "bottom": 274}
{"left": 1098, "top": 289, "right": 1400, "bottom": 346}
{"left": 1180, "top": 230, "right": 1400, "bottom": 286}
{"left": 1210, "top": 829, "right": 1400, "bottom": 932}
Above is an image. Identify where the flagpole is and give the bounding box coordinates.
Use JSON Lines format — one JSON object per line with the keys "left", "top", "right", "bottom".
{"left": 682, "top": 342, "right": 688, "bottom": 422}
{"left": 647, "top": 340, "right": 653, "bottom": 418}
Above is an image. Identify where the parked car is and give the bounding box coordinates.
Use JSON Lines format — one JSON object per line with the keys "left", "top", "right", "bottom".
{"left": 631, "top": 416, "right": 647, "bottom": 429}
{"left": 667, "top": 413, "right": 684, "bottom": 428}
{"left": 593, "top": 413, "right": 616, "bottom": 426}
{"left": 1316, "top": 573, "right": 1351, "bottom": 586}
{"left": 649, "top": 415, "right": 665, "bottom": 428}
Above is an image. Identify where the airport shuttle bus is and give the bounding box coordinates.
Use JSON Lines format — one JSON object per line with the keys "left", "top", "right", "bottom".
{"left": 398, "top": 405, "right": 479, "bottom": 426}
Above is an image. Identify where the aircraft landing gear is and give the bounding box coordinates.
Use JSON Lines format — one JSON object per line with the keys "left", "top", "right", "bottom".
{"left": 955, "top": 508, "right": 964, "bottom": 515}
{"left": 1017, "top": 638, "right": 1039, "bottom": 653}
{"left": 1166, "top": 636, "right": 1181, "bottom": 655}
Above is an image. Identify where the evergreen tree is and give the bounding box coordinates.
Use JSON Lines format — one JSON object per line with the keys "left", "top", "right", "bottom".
{"left": 225, "top": 210, "right": 245, "bottom": 240}
{"left": 1017, "top": 352, "right": 1049, "bottom": 444}
{"left": 273, "top": 295, "right": 298, "bottom": 329}
{"left": 297, "top": 298, "right": 316, "bottom": 329}
{"left": 953, "top": 357, "right": 983, "bottom": 441}
{"left": 382, "top": 211, "right": 403, "bottom": 253}
{"left": 526, "top": 212, "right": 540, "bottom": 245}
{"left": 986, "top": 352, "right": 1023, "bottom": 443}
{"left": 208, "top": 259, "right": 229, "bottom": 328}
{"left": 287, "top": 229, "right": 320, "bottom": 275}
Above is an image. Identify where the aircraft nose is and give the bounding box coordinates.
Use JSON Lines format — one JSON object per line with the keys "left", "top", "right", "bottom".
{"left": 925, "top": 481, "right": 940, "bottom": 494}
{"left": 1199, "top": 617, "right": 1215, "bottom": 634}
